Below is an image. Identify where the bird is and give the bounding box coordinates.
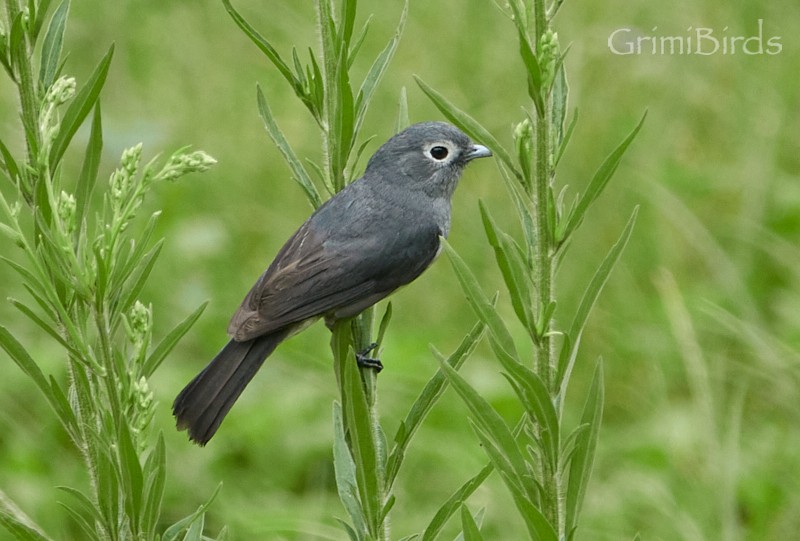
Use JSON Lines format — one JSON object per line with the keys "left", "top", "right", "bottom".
{"left": 173, "top": 121, "right": 492, "bottom": 445}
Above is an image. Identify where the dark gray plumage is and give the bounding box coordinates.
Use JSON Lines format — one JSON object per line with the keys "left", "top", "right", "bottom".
{"left": 173, "top": 121, "right": 491, "bottom": 445}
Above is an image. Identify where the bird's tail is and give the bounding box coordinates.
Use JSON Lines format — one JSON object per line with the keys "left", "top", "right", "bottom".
{"left": 173, "top": 331, "right": 287, "bottom": 445}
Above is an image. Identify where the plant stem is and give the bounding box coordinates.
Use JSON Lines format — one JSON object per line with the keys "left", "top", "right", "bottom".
{"left": 5, "top": 0, "right": 41, "bottom": 168}
{"left": 351, "top": 308, "right": 390, "bottom": 541}
{"left": 532, "top": 0, "right": 562, "bottom": 536}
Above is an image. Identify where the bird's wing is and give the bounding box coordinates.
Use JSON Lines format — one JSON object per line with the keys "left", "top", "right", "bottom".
{"left": 228, "top": 218, "right": 440, "bottom": 341}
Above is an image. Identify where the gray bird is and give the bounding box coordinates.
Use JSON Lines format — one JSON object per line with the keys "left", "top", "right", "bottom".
{"left": 173, "top": 121, "right": 491, "bottom": 445}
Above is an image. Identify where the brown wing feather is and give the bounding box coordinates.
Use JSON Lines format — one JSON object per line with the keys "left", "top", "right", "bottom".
{"left": 228, "top": 221, "right": 382, "bottom": 341}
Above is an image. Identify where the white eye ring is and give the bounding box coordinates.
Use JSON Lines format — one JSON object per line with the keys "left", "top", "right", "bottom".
{"left": 425, "top": 142, "right": 455, "bottom": 162}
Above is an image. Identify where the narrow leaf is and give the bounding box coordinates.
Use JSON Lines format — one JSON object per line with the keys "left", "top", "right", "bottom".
{"left": 38, "top": 0, "right": 69, "bottom": 89}
{"left": 0, "top": 491, "right": 53, "bottom": 541}
{"left": 559, "top": 112, "right": 646, "bottom": 242}
{"left": 143, "top": 302, "right": 208, "bottom": 377}
{"left": 554, "top": 108, "right": 578, "bottom": 167}
{"left": 396, "top": 87, "right": 409, "bottom": 133}
{"left": 9, "top": 298, "right": 75, "bottom": 355}
{"left": 49, "top": 44, "right": 114, "bottom": 168}
{"left": 479, "top": 201, "right": 534, "bottom": 336}
{"left": 332, "top": 402, "right": 368, "bottom": 538}
{"left": 437, "top": 358, "right": 532, "bottom": 495}
{"left": 0, "top": 326, "right": 53, "bottom": 400}
{"left": 75, "top": 103, "right": 102, "bottom": 230}
{"left": 421, "top": 462, "right": 493, "bottom": 541}
{"left": 117, "top": 421, "right": 144, "bottom": 526}
{"left": 558, "top": 207, "right": 637, "bottom": 394}
{"left": 221, "top": 0, "right": 298, "bottom": 91}
{"left": 141, "top": 434, "right": 166, "bottom": 537}
{"left": 118, "top": 239, "right": 163, "bottom": 314}
{"left": 0, "top": 138, "right": 21, "bottom": 183}
{"left": 491, "top": 338, "right": 559, "bottom": 467}
{"left": 342, "top": 352, "right": 381, "bottom": 534}
{"left": 471, "top": 423, "right": 557, "bottom": 541}
{"left": 565, "top": 361, "right": 604, "bottom": 533}
{"left": 414, "top": 76, "right": 520, "bottom": 179}
{"left": 31, "top": 0, "right": 54, "bottom": 38}
{"left": 460, "top": 505, "right": 484, "bottom": 541}
{"left": 354, "top": 0, "right": 407, "bottom": 131}
{"left": 441, "top": 238, "right": 518, "bottom": 360}
{"left": 256, "top": 85, "right": 321, "bottom": 208}
{"left": 162, "top": 484, "right": 221, "bottom": 541}
{"left": 386, "top": 319, "right": 486, "bottom": 488}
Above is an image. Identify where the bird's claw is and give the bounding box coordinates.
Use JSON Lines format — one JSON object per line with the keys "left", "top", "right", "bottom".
{"left": 356, "top": 342, "right": 382, "bottom": 372}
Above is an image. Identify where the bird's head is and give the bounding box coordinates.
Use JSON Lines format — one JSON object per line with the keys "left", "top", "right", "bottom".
{"left": 364, "top": 121, "right": 492, "bottom": 199}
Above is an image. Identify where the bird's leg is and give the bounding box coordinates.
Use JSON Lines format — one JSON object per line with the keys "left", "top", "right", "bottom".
{"left": 356, "top": 342, "right": 382, "bottom": 372}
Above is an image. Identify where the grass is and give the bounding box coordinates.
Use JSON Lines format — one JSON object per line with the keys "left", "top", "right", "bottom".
{"left": 0, "top": 0, "right": 798, "bottom": 539}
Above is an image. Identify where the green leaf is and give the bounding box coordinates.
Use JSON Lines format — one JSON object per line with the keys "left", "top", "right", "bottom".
{"left": 58, "top": 502, "right": 99, "bottom": 541}
{"left": 558, "top": 207, "right": 637, "bottom": 396}
{"left": 565, "top": 361, "right": 604, "bottom": 533}
{"left": 415, "top": 76, "right": 521, "bottom": 180}
{"left": 497, "top": 163, "right": 536, "bottom": 256}
{"left": 332, "top": 402, "right": 368, "bottom": 539}
{"left": 56, "top": 486, "right": 104, "bottom": 528}
{"left": 347, "top": 16, "right": 371, "bottom": 68}
{"left": 31, "top": 0, "right": 55, "bottom": 39}
{"left": 95, "top": 448, "right": 119, "bottom": 536}
{"left": 558, "top": 112, "right": 646, "bottom": 242}
{"left": 339, "top": 0, "right": 357, "bottom": 50}
{"left": 354, "top": 0, "right": 407, "bottom": 133}
{"left": 118, "top": 239, "right": 163, "bottom": 314}
{"left": 9, "top": 298, "right": 75, "bottom": 355}
{"left": 342, "top": 349, "right": 381, "bottom": 535}
{"left": 0, "top": 138, "right": 21, "bottom": 183}
{"left": 460, "top": 505, "right": 484, "bottom": 541}
{"left": 396, "top": 87, "right": 409, "bottom": 133}
{"left": 386, "top": 319, "right": 486, "bottom": 488}
{"left": 0, "top": 491, "right": 53, "bottom": 541}
{"left": 141, "top": 434, "right": 166, "bottom": 538}
{"left": 75, "top": 103, "right": 102, "bottom": 231}
{"left": 38, "top": 0, "right": 69, "bottom": 89}
{"left": 437, "top": 358, "right": 533, "bottom": 496}
{"left": 550, "top": 59, "right": 569, "bottom": 151}
{"left": 0, "top": 326, "right": 54, "bottom": 403}
{"left": 162, "top": 483, "right": 221, "bottom": 541}
{"left": 470, "top": 423, "right": 557, "bottom": 541}
{"left": 256, "top": 85, "right": 322, "bottom": 208}
{"left": 115, "top": 211, "right": 161, "bottom": 289}
{"left": 479, "top": 201, "right": 535, "bottom": 337}
{"left": 441, "top": 238, "right": 518, "bottom": 361}
{"left": 421, "top": 462, "right": 493, "bottom": 541}
{"left": 48, "top": 375, "right": 77, "bottom": 434}
{"left": 508, "top": 1, "right": 544, "bottom": 116}
{"left": 117, "top": 421, "right": 144, "bottom": 527}
{"left": 491, "top": 337, "right": 559, "bottom": 469}
{"left": 333, "top": 45, "right": 355, "bottom": 190}
{"left": 182, "top": 512, "right": 204, "bottom": 541}
{"left": 49, "top": 44, "right": 114, "bottom": 168}
{"left": 554, "top": 108, "right": 577, "bottom": 167}
{"left": 374, "top": 302, "right": 392, "bottom": 352}
{"left": 143, "top": 302, "right": 208, "bottom": 378}
{"left": 221, "top": 0, "right": 298, "bottom": 93}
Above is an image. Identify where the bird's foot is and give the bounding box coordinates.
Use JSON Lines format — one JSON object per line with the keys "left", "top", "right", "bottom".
{"left": 356, "top": 342, "right": 382, "bottom": 372}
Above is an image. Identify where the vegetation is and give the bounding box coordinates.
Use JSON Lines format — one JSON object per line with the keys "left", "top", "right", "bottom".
{"left": 0, "top": 0, "right": 797, "bottom": 540}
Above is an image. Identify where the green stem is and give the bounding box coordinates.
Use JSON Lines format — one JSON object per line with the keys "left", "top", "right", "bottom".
{"left": 531, "top": 0, "right": 563, "bottom": 536}
{"left": 351, "top": 309, "right": 390, "bottom": 541}
{"left": 6, "top": 0, "right": 41, "bottom": 171}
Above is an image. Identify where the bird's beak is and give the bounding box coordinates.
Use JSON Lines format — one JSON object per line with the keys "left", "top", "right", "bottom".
{"left": 466, "top": 144, "right": 492, "bottom": 161}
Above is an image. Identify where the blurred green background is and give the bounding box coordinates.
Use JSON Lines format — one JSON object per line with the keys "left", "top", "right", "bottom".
{"left": 1, "top": 0, "right": 798, "bottom": 539}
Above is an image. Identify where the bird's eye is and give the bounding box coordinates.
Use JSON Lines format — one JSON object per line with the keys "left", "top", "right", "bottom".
{"left": 429, "top": 146, "right": 449, "bottom": 160}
